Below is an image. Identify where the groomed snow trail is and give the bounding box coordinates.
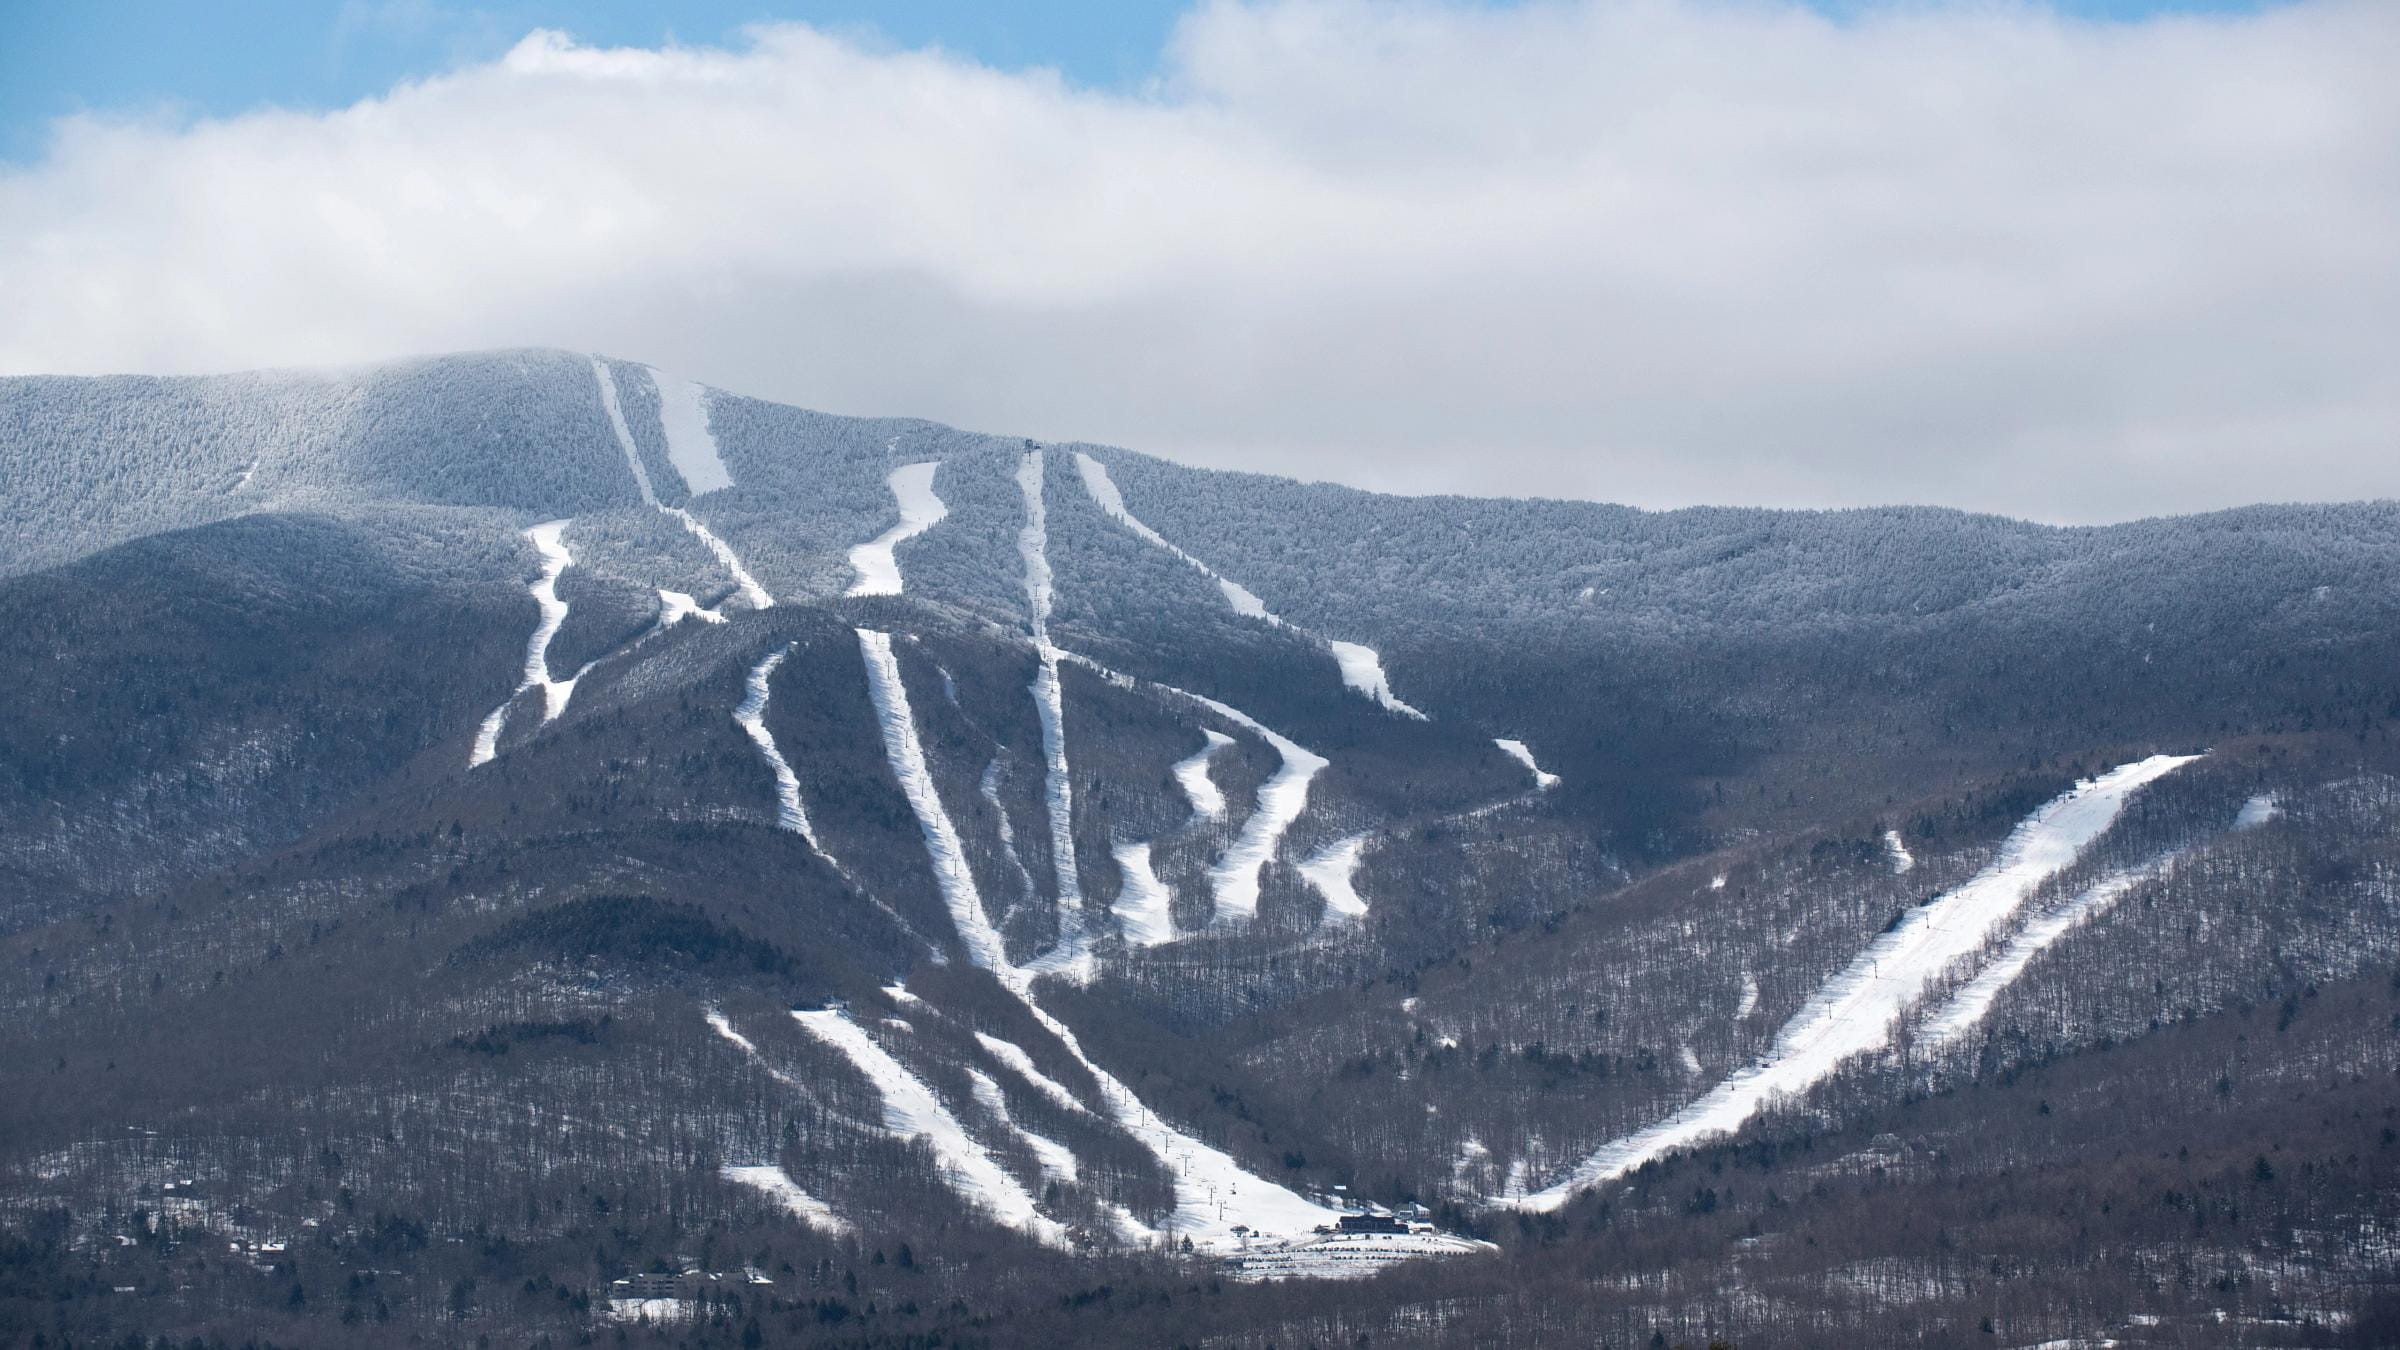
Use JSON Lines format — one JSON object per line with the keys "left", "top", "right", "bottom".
{"left": 649, "top": 368, "right": 736, "bottom": 495}
{"left": 1298, "top": 835, "right": 1371, "bottom": 921}
{"left": 1917, "top": 864, "right": 2164, "bottom": 1050}
{"left": 1886, "top": 829, "right": 1917, "bottom": 874}
{"left": 1016, "top": 450, "right": 1088, "bottom": 975}
{"left": 469, "top": 519, "right": 580, "bottom": 769}
{"left": 967, "top": 1069, "right": 1080, "bottom": 1182}
{"left": 847, "top": 462, "right": 948, "bottom": 597}
{"left": 1172, "top": 730, "right": 1235, "bottom": 820}
{"left": 1110, "top": 841, "right": 1176, "bottom": 947}
{"left": 721, "top": 1165, "right": 851, "bottom": 1236}
{"left": 1189, "top": 694, "right": 1329, "bottom": 926}
{"left": 792, "top": 1009, "right": 1069, "bottom": 1247}
{"left": 857, "top": 628, "right": 1011, "bottom": 970}
{"left": 1507, "top": 752, "right": 2202, "bottom": 1208}
{"left": 973, "top": 1033, "right": 1094, "bottom": 1117}
{"left": 591, "top": 359, "right": 772, "bottom": 611}
{"left": 656, "top": 589, "right": 729, "bottom": 628}
{"left": 733, "top": 643, "right": 837, "bottom": 862}
{"left": 1072, "top": 451, "right": 1423, "bottom": 720}
{"left": 1494, "top": 738, "right": 1560, "bottom": 789}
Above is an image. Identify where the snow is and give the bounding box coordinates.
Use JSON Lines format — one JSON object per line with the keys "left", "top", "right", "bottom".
{"left": 979, "top": 759, "right": 1040, "bottom": 904}
{"left": 1222, "top": 1229, "right": 1497, "bottom": 1282}
{"left": 1918, "top": 866, "right": 2160, "bottom": 1050}
{"left": 792, "top": 1009, "right": 1068, "bottom": 1247}
{"left": 1329, "top": 641, "right": 1428, "bottom": 719}
{"left": 967, "top": 1070, "right": 1080, "bottom": 1182}
{"left": 1073, "top": 451, "right": 1421, "bottom": 720}
{"left": 663, "top": 506, "right": 774, "bottom": 610}
{"left": 1886, "top": 829, "right": 1917, "bottom": 874}
{"left": 1508, "top": 752, "right": 2202, "bottom": 1207}
{"left": 1190, "top": 694, "right": 1329, "bottom": 926}
{"left": 1015, "top": 449, "right": 1090, "bottom": 976}
{"left": 732, "top": 643, "right": 835, "bottom": 860}
{"left": 721, "top": 1164, "right": 851, "bottom": 1236}
{"left": 649, "top": 368, "right": 735, "bottom": 495}
{"left": 1298, "top": 835, "right": 1371, "bottom": 921}
{"left": 1171, "top": 730, "right": 1236, "bottom": 820}
{"left": 468, "top": 519, "right": 579, "bottom": 769}
{"left": 656, "top": 588, "right": 728, "bottom": 627}
{"left": 1109, "top": 840, "right": 1176, "bottom": 947}
{"left": 973, "top": 1033, "right": 1094, "bottom": 1117}
{"left": 2234, "top": 793, "right": 2281, "bottom": 829}
{"left": 857, "top": 628, "right": 1009, "bottom": 970}
{"left": 591, "top": 357, "right": 658, "bottom": 506}
{"left": 883, "top": 984, "right": 925, "bottom": 1008}
{"left": 1494, "top": 738, "right": 1560, "bottom": 789}
{"left": 1735, "top": 974, "right": 1759, "bottom": 1020}
{"left": 846, "top": 462, "right": 947, "bottom": 597}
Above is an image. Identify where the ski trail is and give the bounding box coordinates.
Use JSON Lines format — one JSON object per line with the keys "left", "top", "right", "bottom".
{"left": 1506, "top": 752, "right": 2201, "bottom": 1208}
{"left": 656, "top": 589, "right": 728, "bottom": 628}
{"left": 1016, "top": 449, "right": 1088, "bottom": 975}
{"left": 847, "top": 462, "right": 948, "bottom": 597}
{"left": 733, "top": 643, "right": 836, "bottom": 861}
{"left": 469, "top": 519, "right": 579, "bottom": 769}
{"left": 974, "top": 1033, "right": 1096, "bottom": 1117}
{"left": 1110, "top": 841, "right": 1176, "bottom": 947}
{"left": 1074, "top": 450, "right": 1424, "bottom": 719}
{"left": 1297, "top": 834, "right": 1371, "bottom": 922}
{"left": 1328, "top": 642, "right": 1428, "bottom": 719}
{"left": 721, "top": 1165, "right": 852, "bottom": 1237}
{"left": 1918, "top": 861, "right": 2171, "bottom": 1050}
{"left": 1172, "top": 730, "right": 1236, "bottom": 820}
{"left": 590, "top": 359, "right": 772, "bottom": 611}
{"left": 1886, "top": 829, "right": 1917, "bottom": 874}
{"left": 2233, "top": 793, "right": 2281, "bottom": 829}
{"left": 592, "top": 357, "right": 659, "bottom": 506}
{"left": 1187, "top": 693, "right": 1328, "bottom": 927}
{"left": 1734, "top": 974, "right": 1759, "bottom": 1020}
{"left": 967, "top": 1069, "right": 1080, "bottom": 1182}
{"left": 979, "top": 760, "right": 1039, "bottom": 908}
{"left": 663, "top": 506, "right": 773, "bottom": 610}
{"left": 857, "top": 628, "right": 1009, "bottom": 970}
{"left": 1494, "top": 738, "right": 1561, "bottom": 789}
{"left": 649, "top": 367, "right": 736, "bottom": 495}
{"left": 792, "top": 1009, "right": 1068, "bottom": 1247}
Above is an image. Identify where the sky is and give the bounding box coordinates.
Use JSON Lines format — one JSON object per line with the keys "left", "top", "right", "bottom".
{"left": 1, "top": 0, "right": 2391, "bottom": 523}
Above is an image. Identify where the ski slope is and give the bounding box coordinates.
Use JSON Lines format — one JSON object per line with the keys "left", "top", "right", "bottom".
{"left": 857, "top": 628, "right": 1009, "bottom": 970}
{"left": 846, "top": 462, "right": 947, "bottom": 597}
{"left": 974, "top": 1033, "right": 1094, "bottom": 1117}
{"left": 1918, "top": 864, "right": 2164, "bottom": 1050}
{"left": 1171, "top": 730, "right": 1235, "bottom": 820}
{"left": 591, "top": 357, "right": 660, "bottom": 507}
{"left": 1016, "top": 450, "right": 1089, "bottom": 974}
{"left": 1508, "top": 752, "right": 2202, "bottom": 1208}
{"left": 1297, "top": 835, "right": 1371, "bottom": 921}
{"left": 1109, "top": 841, "right": 1176, "bottom": 947}
{"left": 656, "top": 589, "right": 728, "bottom": 628}
{"left": 1886, "top": 829, "right": 1917, "bottom": 874}
{"left": 1329, "top": 642, "right": 1427, "bottom": 719}
{"left": 663, "top": 506, "right": 773, "bottom": 610}
{"left": 1494, "top": 738, "right": 1560, "bottom": 789}
{"left": 792, "top": 1009, "right": 1068, "bottom": 1247}
{"left": 1189, "top": 694, "right": 1329, "bottom": 926}
{"left": 721, "top": 1165, "right": 851, "bottom": 1236}
{"left": 966, "top": 1070, "right": 1080, "bottom": 1182}
{"left": 732, "top": 643, "right": 835, "bottom": 860}
{"left": 650, "top": 368, "right": 735, "bottom": 495}
{"left": 468, "top": 519, "right": 579, "bottom": 768}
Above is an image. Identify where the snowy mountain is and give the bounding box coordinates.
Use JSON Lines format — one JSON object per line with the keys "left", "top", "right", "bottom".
{"left": 3, "top": 350, "right": 2397, "bottom": 1348}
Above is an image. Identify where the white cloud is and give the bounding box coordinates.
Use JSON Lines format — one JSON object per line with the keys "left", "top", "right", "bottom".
{"left": 3, "top": 0, "right": 2394, "bottom": 522}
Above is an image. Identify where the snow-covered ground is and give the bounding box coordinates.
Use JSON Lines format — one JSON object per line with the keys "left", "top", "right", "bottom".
{"left": 1109, "top": 840, "right": 1176, "bottom": 947}
{"left": 1190, "top": 694, "right": 1329, "bottom": 926}
{"left": 1221, "top": 1230, "right": 1497, "bottom": 1282}
{"left": 973, "top": 1032, "right": 1094, "bottom": 1116}
{"left": 1886, "top": 828, "right": 1917, "bottom": 874}
{"left": 1494, "top": 738, "right": 1560, "bottom": 789}
{"left": 1329, "top": 642, "right": 1427, "bottom": 719}
{"left": 468, "top": 519, "right": 579, "bottom": 768}
{"left": 1918, "top": 864, "right": 2164, "bottom": 1050}
{"left": 846, "top": 462, "right": 946, "bottom": 597}
{"left": 1171, "top": 729, "right": 1235, "bottom": 820}
{"left": 650, "top": 368, "right": 735, "bottom": 495}
{"left": 1297, "top": 835, "right": 1371, "bottom": 921}
{"left": 721, "top": 1164, "right": 851, "bottom": 1236}
{"left": 2234, "top": 793, "right": 2281, "bottom": 829}
{"left": 732, "top": 643, "right": 836, "bottom": 861}
{"left": 857, "top": 628, "right": 1010, "bottom": 970}
{"left": 1507, "top": 752, "right": 2202, "bottom": 1208}
{"left": 662, "top": 506, "right": 773, "bottom": 610}
{"left": 591, "top": 357, "right": 660, "bottom": 507}
{"left": 1072, "top": 451, "right": 1421, "bottom": 719}
{"left": 792, "top": 1009, "right": 1068, "bottom": 1247}
{"left": 656, "top": 588, "right": 728, "bottom": 628}
{"left": 1015, "top": 450, "right": 1090, "bottom": 975}
{"left": 966, "top": 1069, "right": 1080, "bottom": 1182}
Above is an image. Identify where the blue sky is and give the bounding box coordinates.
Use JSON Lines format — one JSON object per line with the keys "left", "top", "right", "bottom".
{"left": 0, "top": 0, "right": 2293, "bottom": 161}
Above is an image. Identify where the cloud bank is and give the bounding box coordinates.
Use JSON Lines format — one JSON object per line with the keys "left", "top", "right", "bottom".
{"left": 3, "top": 0, "right": 2394, "bottom": 522}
